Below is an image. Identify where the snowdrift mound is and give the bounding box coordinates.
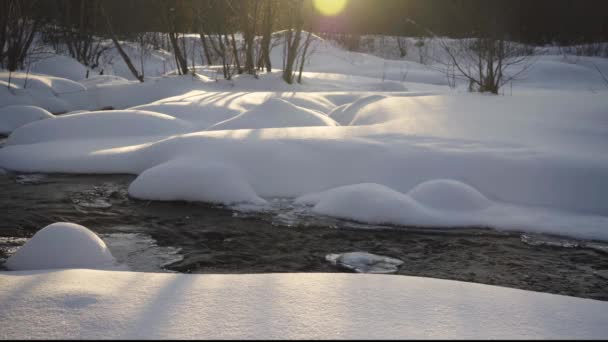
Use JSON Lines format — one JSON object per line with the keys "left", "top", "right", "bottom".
{"left": 207, "top": 98, "right": 338, "bottom": 130}
{"left": 0, "top": 105, "right": 54, "bottom": 135}
{"left": 329, "top": 94, "right": 386, "bottom": 125}
{"left": 0, "top": 72, "right": 85, "bottom": 113}
{"left": 296, "top": 183, "right": 431, "bottom": 225}
{"left": 30, "top": 55, "right": 88, "bottom": 81}
{"left": 4, "top": 222, "right": 115, "bottom": 271}
{"left": 0, "top": 71, "right": 85, "bottom": 95}
{"left": 128, "top": 159, "right": 267, "bottom": 205}
{"left": 6, "top": 110, "right": 194, "bottom": 145}
{"left": 131, "top": 102, "right": 242, "bottom": 129}
{"left": 408, "top": 179, "right": 493, "bottom": 211}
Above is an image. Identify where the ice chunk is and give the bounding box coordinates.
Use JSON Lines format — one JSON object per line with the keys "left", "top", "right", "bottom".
{"left": 326, "top": 252, "right": 404, "bottom": 274}
{"left": 4, "top": 222, "right": 115, "bottom": 271}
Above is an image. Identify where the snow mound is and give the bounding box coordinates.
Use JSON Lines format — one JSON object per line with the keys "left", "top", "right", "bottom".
{"left": 30, "top": 55, "right": 88, "bottom": 82}
{"left": 0, "top": 105, "right": 55, "bottom": 135}
{"left": 326, "top": 252, "right": 404, "bottom": 273}
{"left": 349, "top": 96, "right": 409, "bottom": 126}
{"left": 296, "top": 183, "right": 430, "bottom": 226}
{"left": 131, "top": 102, "right": 242, "bottom": 129}
{"left": 207, "top": 98, "right": 338, "bottom": 131}
{"left": 4, "top": 222, "right": 115, "bottom": 271}
{"left": 0, "top": 71, "right": 85, "bottom": 95}
{"left": 0, "top": 72, "right": 85, "bottom": 113}
{"left": 128, "top": 159, "right": 267, "bottom": 205}
{"left": 329, "top": 94, "right": 386, "bottom": 125}
{"left": 6, "top": 110, "right": 193, "bottom": 145}
{"left": 408, "top": 179, "right": 493, "bottom": 211}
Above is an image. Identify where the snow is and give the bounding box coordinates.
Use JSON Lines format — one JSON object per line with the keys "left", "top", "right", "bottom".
{"left": 296, "top": 183, "right": 432, "bottom": 226}
{"left": 4, "top": 223, "right": 115, "bottom": 271}
{"left": 30, "top": 55, "right": 89, "bottom": 82}
{"left": 128, "top": 159, "right": 266, "bottom": 205}
{"left": 0, "top": 269, "right": 607, "bottom": 339}
{"left": 408, "top": 179, "right": 493, "bottom": 211}
{"left": 207, "top": 98, "right": 338, "bottom": 131}
{"left": 0, "top": 105, "right": 54, "bottom": 135}
{"left": 6, "top": 110, "right": 193, "bottom": 145}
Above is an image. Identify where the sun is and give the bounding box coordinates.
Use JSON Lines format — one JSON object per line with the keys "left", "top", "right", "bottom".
{"left": 313, "top": 0, "right": 347, "bottom": 16}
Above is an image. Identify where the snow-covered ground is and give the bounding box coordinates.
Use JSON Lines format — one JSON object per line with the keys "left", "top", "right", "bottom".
{"left": 1, "top": 269, "right": 607, "bottom": 339}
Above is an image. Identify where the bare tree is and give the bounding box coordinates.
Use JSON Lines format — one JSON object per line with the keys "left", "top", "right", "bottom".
{"left": 100, "top": 4, "right": 144, "bottom": 82}
{"left": 257, "top": 0, "right": 273, "bottom": 72}
{"left": 396, "top": 37, "right": 409, "bottom": 58}
{"left": 282, "top": 0, "right": 304, "bottom": 84}
{"left": 439, "top": 37, "right": 535, "bottom": 94}
{"left": 58, "top": 0, "right": 108, "bottom": 73}
{"left": 1, "top": 0, "right": 40, "bottom": 71}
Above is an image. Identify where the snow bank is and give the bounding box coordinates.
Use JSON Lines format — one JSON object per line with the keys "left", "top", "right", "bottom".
{"left": 0, "top": 105, "right": 54, "bottom": 135}
{"left": 30, "top": 55, "right": 88, "bottom": 82}
{"left": 207, "top": 98, "right": 338, "bottom": 131}
{"left": 6, "top": 110, "right": 193, "bottom": 145}
{"left": 4, "top": 223, "right": 115, "bottom": 271}
{"left": 0, "top": 72, "right": 85, "bottom": 113}
{"left": 296, "top": 183, "right": 432, "bottom": 226}
{"left": 295, "top": 182, "right": 608, "bottom": 240}
{"left": 128, "top": 159, "right": 266, "bottom": 205}
{"left": 1, "top": 270, "right": 607, "bottom": 339}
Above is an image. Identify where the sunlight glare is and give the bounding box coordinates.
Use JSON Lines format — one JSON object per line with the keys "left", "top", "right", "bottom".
{"left": 313, "top": 0, "right": 347, "bottom": 16}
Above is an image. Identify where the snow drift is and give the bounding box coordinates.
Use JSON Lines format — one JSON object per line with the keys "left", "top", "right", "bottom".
{"left": 128, "top": 159, "right": 266, "bottom": 205}
{"left": 4, "top": 222, "right": 115, "bottom": 271}
{"left": 207, "top": 98, "right": 338, "bottom": 131}
{"left": 0, "top": 105, "right": 54, "bottom": 135}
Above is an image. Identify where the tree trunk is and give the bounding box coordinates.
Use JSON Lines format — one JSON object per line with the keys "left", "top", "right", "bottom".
{"left": 100, "top": 4, "right": 144, "bottom": 82}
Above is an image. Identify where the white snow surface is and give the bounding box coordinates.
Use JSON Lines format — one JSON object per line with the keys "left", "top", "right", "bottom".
{"left": 0, "top": 269, "right": 607, "bottom": 339}
{"left": 30, "top": 55, "right": 89, "bottom": 82}
{"left": 4, "top": 223, "right": 115, "bottom": 271}
{"left": 5, "top": 109, "right": 193, "bottom": 145}
{"left": 207, "top": 98, "right": 338, "bottom": 131}
{"left": 0, "top": 105, "right": 54, "bottom": 135}
{"left": 128, "top": 159, "right": 266, "bottom": 205}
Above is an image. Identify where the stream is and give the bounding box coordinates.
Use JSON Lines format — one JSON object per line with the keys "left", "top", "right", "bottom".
{"left": 1, "top": 172, "right": 607, "bottom": 301}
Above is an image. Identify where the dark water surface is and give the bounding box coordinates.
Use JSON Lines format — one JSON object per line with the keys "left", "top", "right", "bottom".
{"left": 1, "top": 172, "right": 607, "bottom": 301}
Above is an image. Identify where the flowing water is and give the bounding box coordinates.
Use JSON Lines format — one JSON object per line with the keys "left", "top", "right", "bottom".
{"left": 1, "top": 172, "right": 607, "bottom": 301}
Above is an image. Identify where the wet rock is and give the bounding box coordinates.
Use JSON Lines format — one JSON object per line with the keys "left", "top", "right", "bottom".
{"left": 325, "top": 251, "right": 404, "bottom": 274}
